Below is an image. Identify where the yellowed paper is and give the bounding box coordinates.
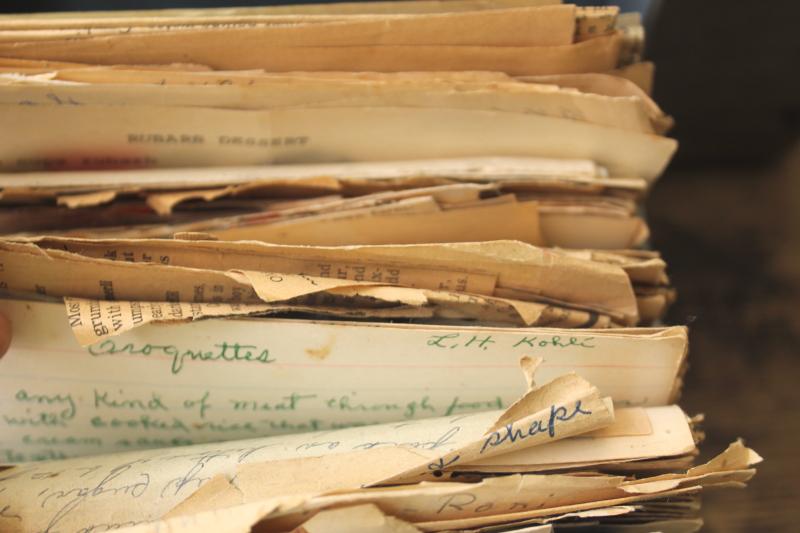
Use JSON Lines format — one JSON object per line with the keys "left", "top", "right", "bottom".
{"left": 0, "top": 1, "right": 615, "bottom": 50}
{"left": 0, "top": 366, "right": 614, "bottom": 532}
{"left": 606, "top": 62, "right": 655, "bottom": 95}
{"left": 0, "top": 157, "right": 609, "bottom": 190}
{"left": 539, "top": 212, "right": 648, "bottom": 250}
{"left": 230, "top": 270, "right": 426, "bottom": 303}
{"left": 0, "top": 71, "right": 662, "bottom": 134}
{"left": 1, "top": 16, "right": 576, "bottom": 46}
{"left": 423, "top": 291, "right": 613, "bottom": 329}
{"left": 0, "top": 104, "right": 676, "bottom": 181}
{"left": 0, "top": 32, "right": 622, "bottom": 76}
{"left": 146, "top": 187, "right": 235, "bottom": 216}
{"left": 64, "top": 297, "right": 431, "bottom": 348}
{"left": 63, "top": 290, "right": 613, "bottom": 349}
{"left": 55, "top": 189, "right": 118, "bottom": 209}
{"left": 153, "top": 442, "right": 758, "bottom": 532}
{"left": 210, "top": 201, "right": 544, "bottom": 246}
{"left": 378, "top": 374, "right": 614, "bottom": 485}
{"left": 519, "top": 71, "right": 672, "bottom": 133}
{"left": 0, "top": 299, "right": 688, "bottom": 462}
{"left": 0, "top": 1, "right": 561, "bottom": 23}
{"left": 0, "top": 6, "right": 577, "bottom": 47}
{"left": 461, "top": 405, "right": 696, "bottom": 473}
{"left": 635, "top": 287, "right": 676, "bottom": 324}
{"left": 414, "top": 443, "right": 759, "bottom": 530}
{"left": 560, "top": 249, "right": 669, "bottom": 286}
{"left": 574, "top": 6, "right": 618, "bottom": 42}
{"left": 169, "top": 372, "right": 613, "bottom": 514}
{"left": 88, "top": 504, "right": 622, "bottom": 533}
{"left": 66, "top": 298, "right": 274, "bottom": 346}
{"left": 292, "top": 504, "right": 422, "bottom": 533}
{"left": 0, "top": 239, "right": 504, "bottom": 309}
{"left": 8, "top": 68, "right": 511, "bottom": 86}
{"left": 0, "top": 237, "right": 639, "bottom": 323}
{"left": 621, "top": 440, "right": 762, "bottom": 495}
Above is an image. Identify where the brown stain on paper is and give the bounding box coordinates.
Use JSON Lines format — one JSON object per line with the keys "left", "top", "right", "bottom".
{"left": 305, "top": 334, "right": 336, "bottom": 360}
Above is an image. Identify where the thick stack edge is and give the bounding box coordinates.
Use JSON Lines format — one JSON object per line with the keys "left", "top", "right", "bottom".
{"left": 0, "top": 2, "right": 757, "bottom": 533}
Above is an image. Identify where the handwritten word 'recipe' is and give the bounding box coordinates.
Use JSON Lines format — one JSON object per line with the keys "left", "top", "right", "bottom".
{"left": 88, "top": 341, "right": 275, "bottom": 375}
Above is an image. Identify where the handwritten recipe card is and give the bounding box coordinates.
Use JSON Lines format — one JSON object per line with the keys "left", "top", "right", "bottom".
{"left": 0, "top": 299, "right": 686, "bottom": 462}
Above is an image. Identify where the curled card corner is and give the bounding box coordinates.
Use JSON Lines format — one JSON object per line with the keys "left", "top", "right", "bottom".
{"left": 519, "top": 355, "right": 544, "bottom": 391}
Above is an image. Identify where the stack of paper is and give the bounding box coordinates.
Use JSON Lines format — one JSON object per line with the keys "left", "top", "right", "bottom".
{"left": 0, "top": 2, "right": 758, "bottom": 532}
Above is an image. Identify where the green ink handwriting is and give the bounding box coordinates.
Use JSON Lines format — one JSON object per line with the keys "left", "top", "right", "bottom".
{"left": 230, "top": 392, "right": 316, "bottom": 412}
{"left": 22, "top": 434, "right": 103, "bottom": 448}
{"left": 4, "top": 389, "right": 77, "bottom": 427}
{"left": 88, "top": 340, "right": 276, "bottom": 375}
{"left": 90, "top": 414, "right": 190, "bottom": 433}
{"left": 427, "top": 333, "right": 595, "bottom": 350}
{"left": 445, "top": 396, "right": 504, "bottom": 416}
{"left": 326, "top": 393, "right": 435, "bottom": 419}
{"left": 94, "top": 389, "right": 169, "bottom": 412}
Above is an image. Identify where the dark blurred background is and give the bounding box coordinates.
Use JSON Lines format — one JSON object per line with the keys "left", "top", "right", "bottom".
{"left": 2, "top": 1, "right": 799, "bottom": 531}
{"left": 646, "top": 3, "right": 800, "bottom": 532}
